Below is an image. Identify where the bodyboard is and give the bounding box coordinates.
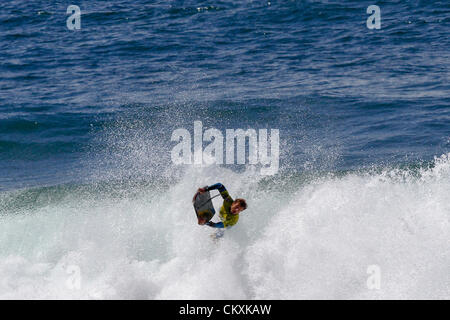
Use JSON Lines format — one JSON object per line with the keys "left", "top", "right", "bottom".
{"left": 193, "top": 190, "right": 216, "bottom": 222}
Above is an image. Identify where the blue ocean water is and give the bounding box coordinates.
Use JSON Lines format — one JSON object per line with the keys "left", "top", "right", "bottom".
{"left": 1, "top": 0, "right": 449, "bottom": 190}
{"left": 0, "top": 1, "right": 449, "bottom": 299}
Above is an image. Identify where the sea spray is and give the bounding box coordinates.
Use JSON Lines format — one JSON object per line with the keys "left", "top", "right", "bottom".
{"left": 0, "top": 155, "right": 449, "bottom": 299}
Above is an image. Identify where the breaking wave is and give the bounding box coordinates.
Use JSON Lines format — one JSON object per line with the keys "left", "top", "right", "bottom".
{"left": 0, "top": 154, "right": 449, "bottom": 299}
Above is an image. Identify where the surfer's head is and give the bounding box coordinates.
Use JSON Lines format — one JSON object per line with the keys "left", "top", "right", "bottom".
{"left": 231, "top": 198, "right": 247, "bottom": 214}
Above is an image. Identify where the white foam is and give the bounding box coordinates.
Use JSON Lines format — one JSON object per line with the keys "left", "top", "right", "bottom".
{"left": 0, "top": 155, "right": 449, "bottom": 299}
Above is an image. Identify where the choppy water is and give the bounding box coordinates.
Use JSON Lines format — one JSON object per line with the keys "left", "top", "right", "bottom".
{"left": 0, "top": 0, "right": 449, "bottom": 299}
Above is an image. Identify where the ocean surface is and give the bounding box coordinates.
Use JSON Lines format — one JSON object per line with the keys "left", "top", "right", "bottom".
{"left": 0, "top": 0, "right": 449, "bottom": 299}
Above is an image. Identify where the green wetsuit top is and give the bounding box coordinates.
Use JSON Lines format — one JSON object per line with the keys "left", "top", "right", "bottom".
{"left": 205, "top": 183, "right": 239, "bottom": 228}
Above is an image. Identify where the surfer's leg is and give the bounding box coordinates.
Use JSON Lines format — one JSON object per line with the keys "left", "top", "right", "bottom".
{"left": 215, "top": 229, "right": 224, "bottom": 238}
{"left": 210, "top": 229, "right": 224, "bottom": 241}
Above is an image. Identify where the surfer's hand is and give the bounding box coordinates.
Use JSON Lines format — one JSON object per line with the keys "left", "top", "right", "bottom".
{"left": 198, "top": 187, "right": 206, "bottom": 194}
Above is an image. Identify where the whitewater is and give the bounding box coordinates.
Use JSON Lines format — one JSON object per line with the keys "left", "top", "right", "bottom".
{"left": 0, "top": 153, "right": 448, "bottom": 299}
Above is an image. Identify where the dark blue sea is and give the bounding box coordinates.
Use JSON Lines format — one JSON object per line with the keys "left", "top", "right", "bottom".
{"left": 0, "top": 1, "right": 448, "bottom": 299}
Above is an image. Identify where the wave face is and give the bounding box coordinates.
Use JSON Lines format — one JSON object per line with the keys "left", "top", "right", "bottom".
{"left": 0, "top": 154, "right": 448, "bottom": 299}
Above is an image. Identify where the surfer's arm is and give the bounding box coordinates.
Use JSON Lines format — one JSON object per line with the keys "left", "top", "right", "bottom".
{"left": 206, "top": 183, "right": 233, "bottom": 202}
{"left": 206, "top": 221, "right": 224, "bottom": 228}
